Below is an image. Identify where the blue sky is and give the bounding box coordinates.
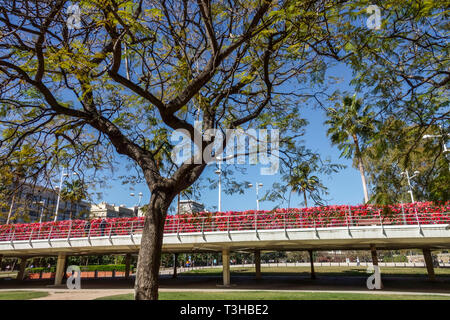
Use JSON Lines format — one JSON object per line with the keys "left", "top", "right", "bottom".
{"left": 98, "top": 63, "right": 368, "bottom": 213}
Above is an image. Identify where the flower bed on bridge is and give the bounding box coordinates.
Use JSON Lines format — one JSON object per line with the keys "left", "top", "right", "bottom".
{"left": 0, "top": 201, "right": 448, "bottom": 242}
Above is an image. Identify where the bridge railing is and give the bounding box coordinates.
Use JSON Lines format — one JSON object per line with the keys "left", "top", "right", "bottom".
{"left": 1, "top": 207, "right": 449, "bottom": 243}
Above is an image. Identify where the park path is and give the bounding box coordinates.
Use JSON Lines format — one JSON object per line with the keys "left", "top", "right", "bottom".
{"left": 10, "top": 288, "right": 448, "bottom": 300}
{"left": 31, "top": 289, "right": 133, "bottom": 300}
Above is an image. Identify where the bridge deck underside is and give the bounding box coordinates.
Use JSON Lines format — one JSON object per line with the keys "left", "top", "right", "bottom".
{"left": 1, "top": 225, "right": 449, "bottom": 257}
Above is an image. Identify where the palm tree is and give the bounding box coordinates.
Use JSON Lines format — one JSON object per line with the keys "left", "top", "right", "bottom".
{"left": 325, "top": 94, "right": 376, "bottom": 203}
{"left": 60, "top": 179, "right": 88, "bottom": 219}
{"left": 288, "top": 163, "right": 324, "bottom": 208}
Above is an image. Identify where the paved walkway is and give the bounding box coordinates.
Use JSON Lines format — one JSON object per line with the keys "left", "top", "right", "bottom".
{"left": 0, "top": 273, "right": 449, "bottom": 300}
{"left": 1, "top": 287, "right": 450, "bottom": 300}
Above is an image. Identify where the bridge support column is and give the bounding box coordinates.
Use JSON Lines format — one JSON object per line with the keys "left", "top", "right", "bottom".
{"left": 17, "top": 257, "right": 27, "bottom": 281}
{"left": 125, "top": 253, "right": 132, "bottom": 279}
{"left": 172, "top": 253, "right": 178, "bottom": 279}
{"left": 54, "top": 253, "right": 67, "bottom": 285}
{"left": 222, "top": 249, "right": 230, "bottom": 286}
{"left": 0, "top": 254, "right": 3, "bottom": 270}
{"left": 308, "top": 250, "right": 316, "bottom": 280}
{"left": 370, "top": 244, "right": 383, "bottom": 289}
{"left": 255, "top": 250, "right": 261, "bottom": 279}
{"left": 423, "top": 248, "right": 436, "bottom": 281}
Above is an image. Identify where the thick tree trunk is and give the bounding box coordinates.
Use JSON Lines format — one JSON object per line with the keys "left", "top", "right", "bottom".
{"left": 134, "top": 191, "right": 173, "bottom": 300}
{"left": 352, "top": 134, "right": 369, "bottom": 203}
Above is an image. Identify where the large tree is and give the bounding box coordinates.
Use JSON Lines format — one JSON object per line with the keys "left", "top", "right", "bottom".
{"left": 0, "top": 0, "right": 341, "bottom": 299}
{"left": 324, "top": 94, "right": 376, "bottom": 203}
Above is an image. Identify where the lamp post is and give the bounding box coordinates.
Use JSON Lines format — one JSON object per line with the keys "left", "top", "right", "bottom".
{"left": 215, "top": 159, "right": 222, "bottom": 212}
{"left": 248, "top": 182, "right": 263, "bottom": 211}
{"left": 34, "top": 200, "right": 45, "bottom": 223}
{"left": 423, "top": 126, "right": 450, "bottom": 170}
{"left": 130, "top": 192, "right": 143, "bottom": 216}
{"left": 400, "top": 170, "right": 419, "bottom": 203}
{"left": 54, "top": 169, "right": 78, "bottom": 222}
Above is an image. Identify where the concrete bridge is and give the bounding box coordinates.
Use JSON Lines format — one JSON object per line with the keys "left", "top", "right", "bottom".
{"left": 1, "top": 210, "right": 449, "bottom": 286}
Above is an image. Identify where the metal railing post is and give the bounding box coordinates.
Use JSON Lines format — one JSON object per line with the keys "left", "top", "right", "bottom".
{"left": 345, "top": 207, "right": 351, "bottom": 236}
{"left": 47, "top": 225, "right": 53, "bottom": 246}
{"left": 414, "top": 206, "right": 423, "bottom": 234}
{"left": 176, "top": 215, "right": 181, "bottom": 241}
{"left": 284, "top": 212, "right": 288, "bottom": 238}
{"left": 87, "top": 222, "right": 92, "bottom": 245}
{"left": 347, "top": 205, "right": 353, "bottom": 226}
{"left": 401, "top": 203, "right": 407, "bottom": 225}
{"left": 201, "top": 217, "right": 205, "bottom": 241}
{"left": 130, "top": 221, "right": 135, "bottom": 243}
{"left": 29, "top": 227, "right": 34, "bottom": 246}
{"left": 67, "top": 220, "right": 73, "bottom": 241}
{"left": 378, "top": 209, "right": 386, "bottom": 235}
{"left": 108, "top": 221, "right": 114, "bottom": 243}
{"left": 313, "top": 217, "right": 318, "bottom": 238}
{"left": 10, "top": 229, "right": 15, "bottom": 248}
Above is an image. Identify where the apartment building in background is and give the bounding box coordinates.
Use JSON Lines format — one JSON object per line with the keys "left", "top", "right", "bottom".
{"left": 0, "top": 184, "right": 90, "bottom": 224}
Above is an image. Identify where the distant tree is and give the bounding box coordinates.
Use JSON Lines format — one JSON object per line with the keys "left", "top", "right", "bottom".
{"left": 263, "top": 153, "right": 344, "bottom": 209}
{"left": 289, "top": 162, "right": 325, "bottom": 208}
{"left": 60, "top": 179, "right": 89, "bottom": 219}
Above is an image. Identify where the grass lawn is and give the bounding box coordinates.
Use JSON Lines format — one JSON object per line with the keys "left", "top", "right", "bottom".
{"left": 96, "top": 291, "right": 450, "bottom": 300}
{"left": 181, "top": 266, "right": 450, "bottom": 278}
{"left": 0, "top": 291, "right": 49, "bottom": 300}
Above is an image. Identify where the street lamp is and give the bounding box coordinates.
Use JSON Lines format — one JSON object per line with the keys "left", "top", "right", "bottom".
{"left": 54, "top": 169, "right": 78, "bottom": 221}
{"left": 130, "top": 192, "right": 143, "bottom": 216}
{"left": 34, "top": 200, "right": 45, "bottom": 224}
{"left": 214, "top": 158, "right": 222, "bottom": 212}
{"left": 423, "top": 126, "right": 450, "bottom": 170}
{"left": 248, "top": 182, "right": 263, "bottom": 211}
{"left": 400, "top": 170, "right": 419, "bottom": 203}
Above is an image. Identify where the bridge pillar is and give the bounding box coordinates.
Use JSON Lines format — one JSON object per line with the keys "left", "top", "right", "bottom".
{"left": 172, "top": 253, "right": 178, "bottom": 279}
{"left": 17, "top": 257, "right": 28, "bottom": 281}
{"left": 370, "top": 244, "right": 383, "bottom": 289}
{"left": 0, "top": 254, "right": 3, "bottom": 270}
{"left": 222, "top": 249, "right": 230, "bottom": 286}
{"left": 254, "top": 250, "right": 261, "bottom": 279}
{"left": 125, "top": 253, "right": 132, "bottom": 279}
{"left": 308, "top": 250, "right": 316, "bottom": 280}
{"left": 423, "top": 248, "right": 436, "bottom": 281}
{"left": 54, "top": 253, "right": 67, "bottom": 285}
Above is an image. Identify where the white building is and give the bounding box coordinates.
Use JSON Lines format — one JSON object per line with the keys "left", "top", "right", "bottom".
{"left": 90, "top": 202, "right": 135, "bottom": 219}
{"left": 178, "top": 200, "right": 205, "bottom": 214}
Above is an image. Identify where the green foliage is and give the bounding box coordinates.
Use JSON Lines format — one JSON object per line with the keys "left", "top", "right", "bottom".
{"left": 325, "top": 94, "right": 376, "bottom": 160}
{"left": 362, "top": 119, "right": 449, "bottom": 204}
